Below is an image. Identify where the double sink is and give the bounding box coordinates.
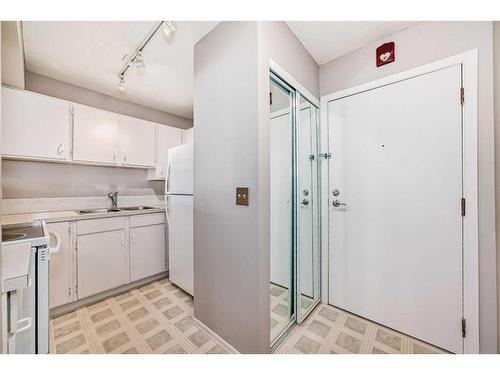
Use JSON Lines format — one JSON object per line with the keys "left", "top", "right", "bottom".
{"left": 76, "top": 206, "right": 156, "bottom": 215}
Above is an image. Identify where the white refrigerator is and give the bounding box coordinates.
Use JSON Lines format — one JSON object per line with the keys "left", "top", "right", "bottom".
{"left": 165, "top": 143, "right": 194, "bottom": 296}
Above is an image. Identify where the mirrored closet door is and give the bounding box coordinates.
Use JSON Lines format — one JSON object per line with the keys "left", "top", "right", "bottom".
{"left": 269, "top": 72, "right": 321, "bottom": 348}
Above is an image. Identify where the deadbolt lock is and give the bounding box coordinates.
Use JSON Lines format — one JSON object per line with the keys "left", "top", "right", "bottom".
{"left": 302, "top": 189, "right": 309, "bottom": 196}
{"left": 332, "top": 189, "right": 340, "bottom": 196}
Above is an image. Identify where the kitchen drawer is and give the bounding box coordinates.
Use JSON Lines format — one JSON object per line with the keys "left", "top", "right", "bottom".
{"left": 129, "top": 212, "right": 165, "bottom": 228}
{"left": 77, "top": 216, "right": 126, "bottom": 235}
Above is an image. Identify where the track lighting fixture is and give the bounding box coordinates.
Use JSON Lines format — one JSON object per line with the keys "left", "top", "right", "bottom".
{"left": 117, "top": 75, "right": 126, "bottom": 92}
{"left": 163, "top": 21, "right": 177, "bottom": 40}
{"left": 117, "top": 21, "right": 176, "bottom": 93}
{"left": 130, "top": 51, "right": 145, "bottom": 68}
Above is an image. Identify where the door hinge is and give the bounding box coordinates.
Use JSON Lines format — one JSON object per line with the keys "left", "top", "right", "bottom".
{"left": 460, "top": 87, "right": 465, "bottom": 106}
{"left": 319, "top": 152, "right": 331, "bottom": 160}
{"left": 461, "top": 198, "right": 466, "bottom": 216}
{"left": 462, "top": 318, "right": 466, "bottom": 338}
{"left": 68, "top": 287, "right": 72, "bottom": 296}
{"left": 68, "top": 226, "right": 71, "bottom": 235}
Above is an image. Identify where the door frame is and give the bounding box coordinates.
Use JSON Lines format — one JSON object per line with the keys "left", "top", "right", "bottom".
{"left": 319, "top": 49, "right": 479, "bottom": 353}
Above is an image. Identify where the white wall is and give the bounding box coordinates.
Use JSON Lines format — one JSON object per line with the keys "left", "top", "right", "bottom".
{"left": 25, "top": 71, "right": 192, "bottom": 130}
{"left": 320, "top": 21, "right": 497, "bottom": 354}
{"left": 193, "top": 21, "right": 318, "bottom": 353}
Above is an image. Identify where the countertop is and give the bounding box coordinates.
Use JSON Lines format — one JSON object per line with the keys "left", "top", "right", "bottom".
{"left": 1, "top": 207, "right": 165, "bottom": 226}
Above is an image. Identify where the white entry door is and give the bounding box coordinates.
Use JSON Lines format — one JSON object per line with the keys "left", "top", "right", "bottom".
{"left": 328, "top": 64, "right": 463, "bottom": 353}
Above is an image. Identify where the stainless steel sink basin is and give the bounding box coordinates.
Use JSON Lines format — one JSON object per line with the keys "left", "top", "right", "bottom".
{"left": 119, "top": 206, "right": 156, "bottom": 211}
{"left": 76, "top": 208, "right": 121, "bottom": 215}
{"left": 2, "top": 233, "right": 27, "bottom": 241}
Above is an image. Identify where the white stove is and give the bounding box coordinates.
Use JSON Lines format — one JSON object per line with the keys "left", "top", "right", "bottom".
{"left": 1, "top": 221, "right": 50, "bottom": 354}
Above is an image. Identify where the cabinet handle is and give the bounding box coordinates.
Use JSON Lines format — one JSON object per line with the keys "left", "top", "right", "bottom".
{"left": 113, "top": 150, "right": 116, "bottom": 162}
{"left": 57, "top": 144, "right": 64, "bottom": 156}
{"left": 131, "top": 235, "right": 135, "bottom": 244}
{"left": 121, "top": 236, "right": 124, "bottom": 246}
{"left": 124, "top": 154, "right": 127, "bottom": 163}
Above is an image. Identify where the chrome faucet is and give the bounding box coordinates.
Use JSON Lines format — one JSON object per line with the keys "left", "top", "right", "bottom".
{"left": 107, "top": 192, "right": 119, "bottom": 210}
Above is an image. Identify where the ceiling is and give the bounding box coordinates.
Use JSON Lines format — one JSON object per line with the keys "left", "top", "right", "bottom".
{"left": 22, "top": 21, "right": 418, "bottom": 120}
{"left": 22, "top": 21, "right": 218, "bottom": 119}
{"left": 286, "top": 21, "right": 419, "bottom": 65}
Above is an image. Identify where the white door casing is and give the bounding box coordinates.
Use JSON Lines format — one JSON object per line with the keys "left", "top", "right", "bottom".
{"left": 321, "top": 50, "right": 479, "bottom": 354}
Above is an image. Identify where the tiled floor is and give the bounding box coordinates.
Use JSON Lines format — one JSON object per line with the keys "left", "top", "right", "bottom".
{"left": 49, "top": 278, "right": 228, "bottom": 354}
{"left": 270, "top": 283, "right": 315, "bottom": 343}
{"left": 276, "top": 303, "right": 448, "bottom": 354}
{"left": 51, "top": 278, "right": 448, "bottom": 354}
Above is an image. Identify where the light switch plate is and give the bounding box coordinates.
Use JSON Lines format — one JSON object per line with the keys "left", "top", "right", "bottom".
{"left": 236, "top": 187, "right": 249, "bottom": 206}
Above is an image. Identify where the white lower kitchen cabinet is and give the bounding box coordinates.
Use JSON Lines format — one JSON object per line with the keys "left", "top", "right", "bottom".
{"left": 76, "top": 217, "right": 128, "bottom": 299}
{"left": 1, "top": 87, "right": 71, "bottom": 161}
{"left": 47, "top": 222, "right": 74, "bottom": 309}
{"left": 130, "top": 223, "right": 166, "bottom": 282}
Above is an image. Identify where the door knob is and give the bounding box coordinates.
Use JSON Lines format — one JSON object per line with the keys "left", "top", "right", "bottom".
{"left": 332, "top": 199, "right": 346, "bottom": 207}
{"left": 301, "top": 199, "right": 309, "bottom": 206}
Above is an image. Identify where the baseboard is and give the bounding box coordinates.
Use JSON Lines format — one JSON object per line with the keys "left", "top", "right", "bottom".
{"left": 50, "top": 272, "right": 168, "bottom": 318}
{"left": 195, "top": 319, "right": 239, "bottom": 354}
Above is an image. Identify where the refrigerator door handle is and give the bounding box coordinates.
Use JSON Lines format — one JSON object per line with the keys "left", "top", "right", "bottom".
{"left": 165, "top": 196, "right": 171, "bottom": 230}
{"left": 165, "top": 159, "right": 171, "bottom": 193}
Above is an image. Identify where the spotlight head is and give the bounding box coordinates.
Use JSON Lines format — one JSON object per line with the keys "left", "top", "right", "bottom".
{"left": 117, "top": 75, "right": 126, "bottom": 92}
{"left": 131, "top": 51, "right": 145, "bottom": 68}
{"left": 163, "top": 21, "right": 177, "bottom": 40}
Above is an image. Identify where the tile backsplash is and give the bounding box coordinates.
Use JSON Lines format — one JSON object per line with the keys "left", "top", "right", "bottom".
{"left": 1, "top": 195, "right": 165, "bottom": 215}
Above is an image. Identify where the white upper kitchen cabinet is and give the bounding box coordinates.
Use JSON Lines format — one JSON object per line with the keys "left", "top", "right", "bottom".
{"left": 148, "top": 125, "right": 183, "bottom": 180}
{"left": 121, "top": 116, "right": 156, "bottom": 167}
{"left": 1, "top": 87, "right": 71, "bottom": 161}
{"left": 72, "top": 104, "right": 120, "bottom": 165}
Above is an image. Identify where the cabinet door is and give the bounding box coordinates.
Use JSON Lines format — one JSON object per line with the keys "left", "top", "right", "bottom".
{"left": 157, "top": 125, "right": 183, "bottom": 178}
{"left": 130, "top": 224, "right": 166, "bottom": 282}
{"left": 1, "top": 87, "right": 71, "bottom": 160}
{"left": 48, "top": 222, "right": 73, "bottom": 308}
{"left": 77, "top": 229, "right": 128, "bottom": 299}
{"left": 121, "top": 116, "right": 156, "bottom": 167}
{"left": 73, "top": 104, "right": 120, "bottom": 164}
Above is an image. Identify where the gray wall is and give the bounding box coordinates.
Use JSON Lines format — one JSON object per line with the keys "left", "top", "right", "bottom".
{"left": 25, "top": 71, "right": 193, "bottom": 130}
{"left": 320, "top": 21, "right": 497, "bottom": 354}
{"left": 193, "top": 21, "right": 262, "bottom": 353}
{"left": 1, "top": 22, "right": 25, "bottom": 89}
{"left": 1, "top": 160, "right": 163, "bottom": 198}
{"left": 193, "top": 21, "right": 318, "bottom": 353}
